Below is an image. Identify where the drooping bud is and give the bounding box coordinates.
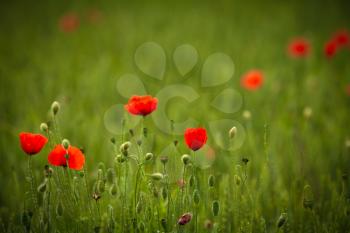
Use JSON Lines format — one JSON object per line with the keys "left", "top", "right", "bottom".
{"left": 120, "top": 141, "right": 132, "bottom": 156}
{"left": 174, "top": 140, "right": 178, "bottom": 146}
{"left": 145, "top": 153, "right": 153, "bottom": 161}
{"left": 242, "top": 157, "right": 249, "bottom": 165}
{"left": 229, "top": 126, "right": 237, "bottom": 139}
{"left": 62, "top": 139, "right": 70, "bottom": 150}
{"left": 178, "top": 213, "right": 193, "bottom": 225}
{"left": 110, "top": 137, "right": 116, "bottom": 144}
{"left": 106, "top": 168, "right": 115, "bottom": 184}
{"left": 78, "top": 171, "right": 85, "bottom": 177}
{"left": 276, "top": 213, "right": 287, "bottom": 228}
{"left": 193, "top": 189, "right": 200, "bottom": 205}
{"left": 56, "top": 201, "right": 63, "bottom": 217}
{"left": 208, "top": 175, "right": 215, "bottom": 187}
{"left": 160, "top": 155, "right": 168, "bottom": 164}
{"left": 161, "top": 218, "right": 167, "bottom": 231}
{"left": 189, "top": 175, "right": 195, "bottom": 187}
{"left": 151, "top": 173, "right": 164, "bottom": 181}
{"left": 212, "top": 200, "right": 220, "bottom": 216}
{"left": 115, "top": 154, "right": 125, "bottom": 163}
{"left": 51, "top": 101, "right": 60, "bottom": 115}
{"left": 109, "top": 183, "right": 118, "bottom": 196}
{"left": 303, "top": 185, "right": 314, "bottom": 209}
{"left": 40, "top": 123, "right": 48, "bottom": 132}
{"left": 181, "top": 154, "right": 191, "bottom": 165}
{"left": 204, "top": 219, "right": 213, "bottom": 229}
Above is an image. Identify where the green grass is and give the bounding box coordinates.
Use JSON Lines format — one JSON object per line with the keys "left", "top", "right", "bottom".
{"left": 0, "top": 0, "right": 350, "bottom": 232}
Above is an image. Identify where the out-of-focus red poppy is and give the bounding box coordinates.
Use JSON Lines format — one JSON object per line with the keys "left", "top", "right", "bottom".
{"left": 346, "top": 84, "right": 350, "bottom": 96}
{"left": 241, "top": 70, "right": 264, "bottom": 91}
{"left": 324, "top": 40, "right": 338, "bottom": 58}
{"left": 86, "top": 8, "right": 103, "bottom": 24}
{"left": 48, "top": 145, "right": 85, "bottom": 170}
{"left": 19, "top": 132, "right": 48, "bottom": 155}
{"left": 178, "top": 213, "right": 192, "bottom": 225}
{"left": 333, "top": 30, "right": 349, "bottom": 47}
{"left": 125, "top": 95, "right": 158, "bottom": 116}
{"left": 59, "top": 12, "right": 80, "bottom": 33}
{"left": 288, "top": 38, "right": 310, "bottom": 58}
{"left": 184, "top": 127, "right": 207, "bottom": 151}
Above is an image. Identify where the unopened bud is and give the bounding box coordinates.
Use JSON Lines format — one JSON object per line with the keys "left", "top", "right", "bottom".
{"left": 120, "top": 142, "right": 131, "bottom": 156}
{"left": 277, "top": 213, "right": 287, "bottom": 228}
{"left": 208, "top": 175, "right": 215, "bottom": 187}
{"left": 178, "top": 213, "right": 192, "bottom": 225}
{"left": 161, "top": 218, "right": 167, "bottom": 231}
{"left": 234, "top": 175, "right": 241, "bottom": 186}
{"left": 145, "top": 153, "right": 153, "bottom": 161}
{"left": 160, "top": 155, "right": 168, "bottom": 164}
{"left": 129, "top": 129, "right": 134, "bottom": 137}
{"left": 97, "top": 180, "right": 105, "bottom": 193}
{"left": 40, "top": 123, "right": 48, "bottom": 132}
{"left": 51, "top": 101, "right": 60, "bottom": 115}
{"left": 174, "top": 140, "right": 178, "bottom": 146}
{"left": 109, "top": 183, "right": 118, "bottom": 196}
{"left": 151, "top": 173, "right": 164, "bottom": 181}
{"left": 116, "top": 154, "right": 125, "bottom": 163}
{"left": 229, "top": 126, "right": 237, "bottom": 139}
{"left": 143, "top": 127, "right": 148, "bottom": 137}
{"left": 56, "top": 201, "right": 63, "bottom": 217}
{"left": 62, "top": 139, "right": 70, "bottom": 150}
{"left": 189, "top": 175, "right": 195, "bottom": 187}
{"left": 106, "top": 168, "right": 115, "bottom": 184}
{"left": 162, "top": 187, "right": 168, "bottom": 200}
{"left": 212, "top": 200, "right": 220, "bottom": 216}
{"left": 303, "top": 185, "right": 314, "bottom": 209}
{"left": 110, "top": 137, "right": 116, "bottom": 144}
{"left": 181, "top": 154, "right": 190, "bottom": 165}
{"left": 37, "top": 179, "right": 47, "bottom": 192}
{"left": 193, "top": 189, "right": 200, "bottom": 205}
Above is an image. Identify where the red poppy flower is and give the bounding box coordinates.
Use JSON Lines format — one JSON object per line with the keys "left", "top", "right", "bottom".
{"left": 59, "top": 12, "right": 80, "bottom": 33}
{"left": 333, "top": 30, "right": 349, "bottom": 47}
{"left": 178, "top": 213, "right": 192, "bottom": 225}
{"left": 19, "top": 132, "right": 48, "bottom": 155}
{"left": 124, "top": 95, "right": 158, "bottom": 116}
{"left": 184, "top": 127, "right": 207, "bottom": 151}
{"left": 48, "top": 145, "right": 85, "bottom": 170}
{"left": 240, "top": 70, "right": 264, "bottom": 91}
{"left": 324, "top": 40, "right": 338, "bottom": 58}
{"left": 288, "top": 38, "right": 310, "bottom": 58}
{"left": 346, "top": 84, "right": 350, "bottom": 96}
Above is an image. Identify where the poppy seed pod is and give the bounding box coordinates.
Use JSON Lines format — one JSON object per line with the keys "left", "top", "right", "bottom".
{"left": 212, "top": 200, "right": 220, "bottom": 216}
{"left": 229, "top": 126, "right": 237, "bottom": 139}
{"left": 151, "top": 173, "right": 164, "bottom": 181}
{"left": 181, "top": 154, "right": 191, "bottom": 165}
{"left": 277, "top": 213, "right": 287, "bottom": 228}
{"left": 208, "top": 175, "right": 215, "bottom": 187}
{"left": 51, "top": 101, "right": 60, "bottom": 115}
{"left": 193, "top": 189, "right": 200, "bottom": 205}
{"left": 145, "top": 153, "right": 153, "bottom": 161}
{"left": 40, "top": 123, "right": 48, "bottom": 132}
{"left": 62, "top": 139, "right": 70, "bottom": 150}
{"left": 178, "top": 212, "right": 192, "bottom": 225}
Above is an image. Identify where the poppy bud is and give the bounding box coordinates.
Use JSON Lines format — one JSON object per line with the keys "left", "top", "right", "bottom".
{"left": 234, "top": 175, "right": 241, "bottom": 186}
{"left": 181, "top": 154, "right": 191, "bottom": 165}
{"left": 229, "top": 126, "right": 237, "bottom": 139}
{"left": 97, "top": 169, "right": 104, "bottom": 180}
{"left": 178, "top": 212, "right": 192, "bottom": 225}
{"left": 189, "top": 175, "right": 195, "bottom": 187}
{"left": 40, "top": 123, "right": 48, "bottom": 132}
{"left": 145, "top": 153, "right": 153, "bottom": 161}
{"left": 37, "top": 179, "right": 47, "bottom": 192}
{"left": 120, "top": 141, "right": 131, "bottom": 156}
{"left": 303, "top": 185, "right": 314, "bottom": 209}
{"left": 161, "top": 187, "right": 168, "bottom": 200}
{"left": 56, "top": 201, "right": 63, "bottom": 217}
{"left": 106, "top": 168, "right": 115, "bottom": 184}
{"left": 137, "top": 139, "right": 142, "bottom": 146}
{"left": 193, "top": 189, "right": 200, "bottom": 205}
{"left": 62, "top": 139, "right": 70, "bottom": 150}
{"left": 110, "top": 137, "right": 116, "bottom": 144}
{"left": 242, "top": 158, "right": 249, "bottom": 165}
{"left": 161, "top": 218, "right": 167, "bottom": 231}
{"left": 129, "top": 129, "right": 134, "bottom": 137}
{"left": 78, "top": 171, "right": 85, "bottom": 177}
{"left": 160, "top": 155, "right": 168, "bottom": 164}
{"left": 212, "top": 200, "right": 220, "bottom": 216}
{"left": 97, "top": 180, "right": 105, "bottom": 193}
{"left": 109, "top": 183, "right": 118, "bottom": 196}
{"left": 116, "top": 154, "right": 125, "bottom": 163}
{"left": 242, "top": 110, "right": 251, "bottom": 120}
{"left": 51, "top": 101, "right": 60, "bottom": 115}
{"left": 276, "top": 213, "right": 287, "bottom": 228}
{"left": 44, "top": 165, "right": 53, "bottom": 178}
{"left": 208, "top": 175, "right": 215, "bottom": 187}
{"left": 151, "top": 172, "right": 164, "bottom": 181}
{"left": 143, "top": 127, "right": 148, "bottom": 137}
{"left": 173, "top": 140, "right": 178, "bottom": 147}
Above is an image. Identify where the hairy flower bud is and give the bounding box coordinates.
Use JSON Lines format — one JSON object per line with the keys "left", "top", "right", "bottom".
{"left": 37, "top": 179, "right": 47, "bottom": 193}
{"left": 115, "top": 154, "right": 125, "bottom": 163}
{"left": 120, "top": 141, "right": 131, "bottom": 156}
{"left": 151, "top": 173, "right": 164, "bottom": 181}
{"left": 212, "top": 200, "right": 220, "bottom": 216}
{"left": 109, "top": 183, "right": 118, "bottom": 196}
{"left": 56, "top": 201, "right": 63, "bottom": 217}
{"left": 208, "top": 175, "right": 215, "bottom": 187}
{"left": 160, "top": 155, "right": 168, "bottom": 164}
{"left": 277, "top": 213, "right": 287, "bottom": 228}
{"left": 106, "top": 168, "right": 115, "bottom": 184}
{"left": 51, "top": 101, "right": 60, "bottom": 115}
{"left": 181, "top": 154, "right": 191, "bottom": 165}
{"left": 162, "top": 187, "right": 168, "bottom": 200}
{"left": 110, "top": 137, "right": 116, "bottom": 144}
{"left": 97, "top": 180, "right": 105, "bottom": 193}
{"left": 145, "top": 153, "right": 153, "bottom": 161}
{"left": 62, "top": 139, "right": 70, "bottom": 150}
{"left": 234, "top": 175, "right": 241, "bottom": 186}
{"left": 40, "top": 123, "right": 48, "bottom": 132}
{"left": 303, "top": 185, "right": 314, "bottom": 209}
{"left": 193, "top": 189, "right": 200, "bottom": 205}
{"left": 229, "top": 126, "right": 237, "bottom": 139}
{"left": 178, "top": 213, "right": 192, "bottom": 225}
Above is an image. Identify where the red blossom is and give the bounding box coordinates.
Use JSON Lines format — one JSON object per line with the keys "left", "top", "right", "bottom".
{"left": 48, "top": 145, "right": 85, "bottom": 170}
{"left": 288, "top": 38, "right": 310, "bottom": 58}
{"left": 178, "top": 213, "right": 192, "bottom": 225}
{"left": 333, "top": 30, "right": 349, "bottom": 47}
{"left": 346, "top": 84, "right": 350, "bottom": 96}
{"left": 241, "top": 70, "right": 264, "bottom": 91}
{"left": 124, "top": 95, "right": 158, "bottom": 116}
{"left": 19, "top": 132, "right": 48, "bottom": 155}
{"left": 184, "top": 128, "right": 207, "bottom": 151}
{"left": 324, "top": 40, "right": 338, "bottom": 58}
{"left": 59, "top": 12, "right": 80, "bottom": 33}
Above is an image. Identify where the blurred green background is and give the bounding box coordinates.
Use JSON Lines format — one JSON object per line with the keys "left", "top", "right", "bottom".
{"left": 0, "top": 0, "right": 349, "bottom": 228}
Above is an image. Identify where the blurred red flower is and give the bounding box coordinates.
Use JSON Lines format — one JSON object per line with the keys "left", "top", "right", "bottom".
{"left": 125, "top": 95, "right": 158, "bottom": 116}
{"left": 59, "top": 12, "right": 80, "bottom": 33}
{"left": 241, "top": 70, "right": 264, "bottom": 91}
{"left": 184, "top": 127, "right": 207, "bottom": 151}
{"left": 333, "top": 30, "right": 349, "bottom": 47}
{"left": 324, "top": 40, "right": 338, "bottom": 58}
{"left": 288, "top": 38, "right": 310, "bottom": 58}
{"left": 178, "top": 213, "right": 192, "bottom": 225}
{"left": 19, "top": 132, "right": 48, "bottom": 155}
{"left": 86, "top": 8, "right": 103, "bottom": 24}
{"left": 346, "top": 85, "right": 350, "bottom": 96}
{"left": 48, "top": 145, "right": 85, "bottom": 170}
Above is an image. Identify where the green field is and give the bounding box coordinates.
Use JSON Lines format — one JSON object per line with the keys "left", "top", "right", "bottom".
{"left": 0, "top": 0, "right": 350, "bottom": 232}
